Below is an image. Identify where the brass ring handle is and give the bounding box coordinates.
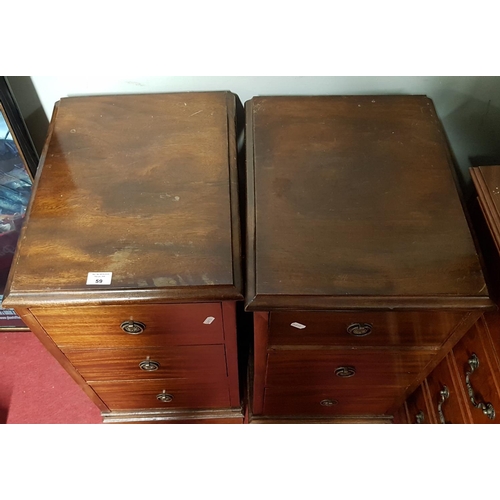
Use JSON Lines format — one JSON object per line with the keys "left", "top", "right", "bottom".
{"left": 120, "top": 320, "right": 146, "bottom": 335}
{"left": 347, "top": 323, "right": 373, "bottom": 337}
{"left": 415, "top": 410, "right": 425, "bottom": 424}
{"left": 335, "top": 366, "right": 356, "bottom": 378}
{"left": 437, "top": 385, "right": 449, "bottom": 424}
{"left": 139, "top": 357, "right": 160, "bottom": 371}
{"left": 156, "top": 390, "right": 173, "bottom": 403}
{"left": 465, "top": 353, "right": 495, "bottom": 420}
{"left": 320, "top": 399, "right": 338, "bottom": 407}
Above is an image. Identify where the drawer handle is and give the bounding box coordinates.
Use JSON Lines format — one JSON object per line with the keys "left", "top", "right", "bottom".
{"left": 465, "top": 353, "right": 495, "bottom": 420}
{"left": 139, "top": 357, "right": 160, "bottom": 371}
{"left": 120, "top": 320, "right": 146, "bottom": 335}
{"left": 437, "top": 385, "right": 449, "bottom": 424}
{"left": 335, "top": 366, "right": 356, "bottom": 378}
{"left": 156, "top": 390, "right": 173, "bottom": 403}
{"left": 347, "top": 323, "right": 373, "bottom": 337}
{"left": 415, "top": 410, "right": 425, "bottom": 424}
{"left": 320, "top": 399, "right": 338, "bottom": 407}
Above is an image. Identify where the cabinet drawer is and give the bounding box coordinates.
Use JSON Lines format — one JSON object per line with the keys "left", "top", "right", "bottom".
{"left": 31, "top": 303, "right": 224, "bottom": 348}
{"left": 452, "top": 319, "right": 500, "bottom": 424}
{"left": 426, "top": 355, "right": 471, "bottom": 424}
{"left": 263, "top": 386, "right": 400, "bottom": 416}
{"left": 65, "top": 345, "right": 228, "bottom": 382}
{"left": 405, "top": 381, "right": 435, "bottom": 424}
{"left": 90, "top": 379, "right": 231, "bottom": 410}
{"left": 269, "top": 311, "right": 466, "bottom": 347}
{"left": 266, "top": 349, "right": 434, "bottom": 389}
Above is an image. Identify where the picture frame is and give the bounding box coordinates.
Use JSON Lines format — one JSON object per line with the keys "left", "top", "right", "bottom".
{"left": 0, "top": 77, "right": 39, "bottom": 330}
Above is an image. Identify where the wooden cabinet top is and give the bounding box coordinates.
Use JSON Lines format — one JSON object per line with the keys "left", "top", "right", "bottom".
{"left": 471, "top": 165, "right": 500, "bottom": 254}
{"left": 3, "top": 92, "right": 243, "bottom": 307}
{"left": 245, "top": 95, "right": 491, "bottom": 311}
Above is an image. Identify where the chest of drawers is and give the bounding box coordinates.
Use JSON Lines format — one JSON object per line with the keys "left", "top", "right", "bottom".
{"left": 2, "top": 91, "right": 245, "bottom": 423}
{"left": 245, "top": 95, "right": 493, "bottom": 423}
{"left": 396, "top": 165, "right": 500, "bottom": 424}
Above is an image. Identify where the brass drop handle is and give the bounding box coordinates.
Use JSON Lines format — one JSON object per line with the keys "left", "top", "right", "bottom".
{"left": 120, "top": 320, "right": 146, "bottom": 335}
{"left": 156, "top": 390, "right": 173, "bottom": 403}
{"left": 415, "top": 410, "right": 425, "bottom": 424}
{"left": 347, "top": 323, "right": 373, "bottom": 337}
{"left": 437, "top": 385, "right": 449, "bottom": 424}
{"left": 335, "top": 366, "right": 356, "bottom": 378}
{"left": 465, "top": 353, "right": 495, "bottom": 420}
{"left": 139, "top": 356, "right": 160, "bottom": 371}
{"left": 320, "top": 399, "right": 338, "bottom": 407}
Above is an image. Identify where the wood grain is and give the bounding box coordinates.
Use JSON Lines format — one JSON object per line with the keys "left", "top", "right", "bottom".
{"left": 245, "top": 95, "right": 490, "bottom": 311}
{"left": 90, "top": 378, "right": 231, "bottom": 411}
{"left": 262, "top": 385, "right": 403, "bottom": 416}
{"left": 30, "top": 303, "right": 224, "bottom": 348}
{"left": 425, "top": 354, "right": 472, "bottom": 424}
{"left": 452, "top": 318, "right": 500, "bottom": 424}
{"left": 269, "top": 311, "right": 467, "bottom": 347}
{"left": 65, "top": 345, "right": 228, "bottom": 382}
{"left": 265, "top": 349, "right": 434, "bottom": 389}
{"left": 3, "top": 91, "right": 243, "bottom": 307}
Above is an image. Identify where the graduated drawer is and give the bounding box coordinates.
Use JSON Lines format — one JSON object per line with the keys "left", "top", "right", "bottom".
{"left": 269, "top": 311, "right": 466, "bottom": 347}
{"left": 90, "top": 378, "right": 231, "bottom": 411}
{"left": 64, "top": 345, "right": 228, "bottom": 382}
{"left": 452, "top": 319, "right": 500, "bottom": 424}
{"left": 425, "top": 355, "right": 471, "bottom": 424}
{"left": 31, "top": 303, "right": 224, "bottom": 348}
{"left": 263, "top": 385, "right": 401, "bottom": 416}
{"left": 266, "top": 349, "right": 434, "bottom": 389}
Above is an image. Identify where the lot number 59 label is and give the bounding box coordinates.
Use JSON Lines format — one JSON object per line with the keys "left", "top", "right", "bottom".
{"left": 86, "top": 272, "right": 113, "bottom": 285}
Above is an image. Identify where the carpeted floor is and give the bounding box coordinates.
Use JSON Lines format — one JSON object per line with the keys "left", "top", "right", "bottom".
{"left": 0, "top": 331, "right": 102, "bottom": 424}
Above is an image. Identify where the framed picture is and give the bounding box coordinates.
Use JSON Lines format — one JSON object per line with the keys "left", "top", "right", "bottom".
{"left": 0, "top": 77, "right": 39, "bottom": 330}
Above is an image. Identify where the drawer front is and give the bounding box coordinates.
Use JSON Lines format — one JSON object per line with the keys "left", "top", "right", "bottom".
{"left": 452, "top": 320, "right": 500, "bottom": 424}
{"left": 90, "top": 379, "right": 231, "bottom": 410}
{"left": 405, "top": 382, "right": 435, "bottom": 424}
{"left": 31, "top": 303, "right": 224, "bottom": 348}
{"left": 426, "top": 355, "right": 471, "bottom": 424}
{"left": 65, "top": 345, "right": 228, "bottom": 382}
{"left": 269, "top": 311, "right": 466, "bottom": 347}
{"left": 263, "top": 386, "right": 400, "bottom": 416}
{"left": 266, "top": 350, "right": 434, "bottom": 389}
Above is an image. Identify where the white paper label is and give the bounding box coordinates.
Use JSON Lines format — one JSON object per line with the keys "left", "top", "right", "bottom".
{"left": 86, "top": 272, "right": 113, "bottom": 285}
{"left": 203, "top": 316, "right": 216, "bottom": 325}
{"left": 291, "top": 322, "right": 306, "bottom": 329}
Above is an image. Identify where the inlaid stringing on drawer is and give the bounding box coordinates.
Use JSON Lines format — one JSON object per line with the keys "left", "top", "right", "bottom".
{"left": 31, "top": 303, "right": 224, "bottom": 348}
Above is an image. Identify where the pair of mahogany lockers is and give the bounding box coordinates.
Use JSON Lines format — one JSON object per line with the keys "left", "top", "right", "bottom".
{"left": 4, "top": 91, "right": 500, "bottom": 424}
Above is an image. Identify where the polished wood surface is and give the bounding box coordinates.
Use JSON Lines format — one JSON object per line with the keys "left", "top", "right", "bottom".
{"left": 245, "top": 95, "right": 490, "bottom": 311}
{"left": 452, "top": 318, "right": 500, "bottom": 424}
{"left": 2, "top": 92, "right": 244, "bottom": 423}
{"left": 471, "top": 165, "right": 500, "bottom": 255}
{"left": 426, "top": 354, "right": 471, "bottom": 424}
{"left": 90, "top": 378, "right": 231, "bottom": 410}
{"left": 269, "top": 311, "right": 467, "bottom": 347}
{"left": 266, "top": 349, "right": 434, "bottom": 389}
{"left": 31, "top": 303, "right": 224, "bottom": 348}
{"left": 65, "top": 345, "right": 228, "bottom": 382}
{"left": 102, "top": 408, "right": 244, "bottom": 424}
{"left": 3, "top": 91, "right": 243, "bottom": 307}
{"left": 247, "top": 96, "right": 491, "bottom": 422}
{"left": 263, "top": 385, "right": 402, "bottom": 416}
{"left": 405, "top": 382, "right": 435, "bottom": 424}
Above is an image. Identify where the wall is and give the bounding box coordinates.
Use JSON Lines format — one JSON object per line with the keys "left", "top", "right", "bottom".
{"left": 7, "top": 76, "right": 500, "bottom": 191}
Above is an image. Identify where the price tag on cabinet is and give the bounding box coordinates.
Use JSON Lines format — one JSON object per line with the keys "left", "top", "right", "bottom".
{"left": 86, "top": 272, "right": 113, "bottom": 285}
